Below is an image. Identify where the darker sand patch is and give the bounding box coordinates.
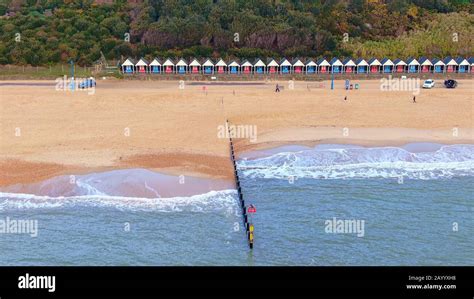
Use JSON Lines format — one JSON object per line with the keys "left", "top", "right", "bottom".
{"left": 0, "top": 159, "right": 70, "bottom": 187}
{"left": 118, "top": 152, "right": 234, "bottom": 180}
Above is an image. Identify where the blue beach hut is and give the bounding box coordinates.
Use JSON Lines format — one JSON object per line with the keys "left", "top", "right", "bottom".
{"left": 280, "top": 58, "right": 292, "bottom": 74}
{"left": 121, "top": 58, "right": 136, "bottom": 74}
{"left": 176, "top": 58, "right": 188, "bottom": 74}
{"left": 306, "top": 59, "right": 317, "bottom": 74}
{"left": 380, "top": 58, "right": 394, "bottom": 73}
{"left": 406, "top": 58, "right": 420, "bottom": 73}
{"left": 431, "top": 58, "right": 445, "bottom": 73}
{"left": 455, "top": 57, "right": 469, "bottom": 73}
{"left": 228, "top": 60, "right": 240, "bottom": 74}
{"left": 254, "top": 59, "right": 266, "bottom": 74}
{"left": 329, "top": 58, "right": 343, "bottom": 73}
{"left": 202, "top": 59, "right": 214, "bottom": 74}
{"left": 355, "top": 58, "right": 369, "bottom": 74}
{"left": 149, "top": 58, "right": 162, "bottom": 74}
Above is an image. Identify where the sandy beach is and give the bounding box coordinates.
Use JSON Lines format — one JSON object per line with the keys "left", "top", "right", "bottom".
{"left": 0, "top": 79, "right": 472, "bottom": 186}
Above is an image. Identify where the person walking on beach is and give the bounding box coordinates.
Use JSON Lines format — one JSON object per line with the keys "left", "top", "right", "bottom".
{"left": 413, "top": 96, "right": 416, "bottom": 103}
{"left": 275, "top": 84, "right": 280, "bottom": 92}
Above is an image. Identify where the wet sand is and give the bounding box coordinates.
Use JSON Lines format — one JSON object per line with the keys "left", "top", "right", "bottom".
{"left": 0, "top": 79, "right": 472, "bottom": 186}
{"left": 0, "top": 168, "right": 233, "bottom": 198}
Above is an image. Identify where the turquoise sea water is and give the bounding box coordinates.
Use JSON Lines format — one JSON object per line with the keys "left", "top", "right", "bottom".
{"left": 0, "top": 144, "right": 473, "bottom": 265}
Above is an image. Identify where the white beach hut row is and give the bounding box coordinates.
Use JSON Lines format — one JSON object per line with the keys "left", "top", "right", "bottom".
{"left": 121, "top": 57, "right": 473, "bottom": 75}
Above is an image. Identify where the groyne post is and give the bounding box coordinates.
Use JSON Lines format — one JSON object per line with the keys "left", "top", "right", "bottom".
{"left": 226, "top": 120, "right": 254, "bottom": 249}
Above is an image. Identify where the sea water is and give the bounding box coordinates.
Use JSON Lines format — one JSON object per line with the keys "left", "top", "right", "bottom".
{"left": 0, "top": 143, "right": 472, "bottom": 265}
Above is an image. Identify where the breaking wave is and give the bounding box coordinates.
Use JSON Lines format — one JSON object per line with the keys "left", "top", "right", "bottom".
{"left": 0, "top": 189, "right": 238, "bottom": 212}
{"left": 237, "top": 144, "right": 474, "bottom": 180}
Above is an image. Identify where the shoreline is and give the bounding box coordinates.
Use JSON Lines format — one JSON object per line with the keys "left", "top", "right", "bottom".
{"left": 0, "top": 168, "right": 234, "bottom": 199}
{"left": 234, "top": 127, "right": 474, "bottom": 156}
{"left": 1, "top": 139, "right": 472, "bottom": 198}
{"left": 1, "top": 133, "right": 472, "bottom": 189}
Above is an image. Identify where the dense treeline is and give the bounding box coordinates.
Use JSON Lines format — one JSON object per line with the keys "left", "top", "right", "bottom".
{"left": 0, "top": 0, "right": 472, "bottom": 66}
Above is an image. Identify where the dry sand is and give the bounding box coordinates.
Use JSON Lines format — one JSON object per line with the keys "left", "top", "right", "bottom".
{"left": 0, "top": 78, "right": 472, "bottom": 186}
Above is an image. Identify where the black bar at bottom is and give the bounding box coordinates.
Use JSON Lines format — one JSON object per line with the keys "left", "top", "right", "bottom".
{"left": 0, "top": 267, "right": 472, "bottom": 298}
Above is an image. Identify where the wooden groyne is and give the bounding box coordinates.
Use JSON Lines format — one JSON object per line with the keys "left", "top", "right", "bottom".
{"left": 227, "top": 120, "right": 254, "bottom": 249}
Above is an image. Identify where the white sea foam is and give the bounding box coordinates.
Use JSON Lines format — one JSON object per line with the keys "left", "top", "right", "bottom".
{"left": 75, "top": 179, "right": 108, "bottom": 196}
{"left": 237, "top": 144, "right": 474, "bottom": 180}
{"left": 0, "top": 189, "right": 238, "bottom": 212}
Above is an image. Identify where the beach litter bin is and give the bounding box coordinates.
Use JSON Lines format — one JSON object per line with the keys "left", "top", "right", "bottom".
{"left": 355, "top": 83, "right": 359, "bottom": 90}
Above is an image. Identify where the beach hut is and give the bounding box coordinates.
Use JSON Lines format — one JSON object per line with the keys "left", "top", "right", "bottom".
{"left": 149, "top": 58, "right": 162, "bottom": 74}
{"left": 380, "top": 58, "right": 394, "bottom": 73}
{"left": 329, "top": 58, "right": 343, "bottom": 73}
{"left": 176, "top": 58, "right": 188, "bottom": 74}
{"left": 189, "top": 58, "right": 201, "bottom": 74}
{"left": 393, "top": 59, "right": 407, "bottom": 73}
{"left": 163, "top": 58, "right": 175, "bottom": 74}
{"left": 305, "top": 59, "right": 317, "bottom": 74}
{"left": 202, "top": 59, "right": 214, "bottom": 74}
{"left": 470, "top": 57, "right": 474, "bottom": 73}
{"left": 121, "top": 58, "right": 136, "bottom": 74}
{"left": 292, "top": 59, "right": 305, "bottom": 74}
{"left": 215, "top": 58, "right": 227, "bottom": 74}
{"left": 317, "top": 58, "right": 330, "bottom": 73}
{"left": 228, "top": 60, "right": 240, "bottom": 74}
{"left": 267, "top": 58, "right": 279, "bottom": 74}
{"left": 355, "top": 58, "right": 369, "bottom": 74}
{"left": 419, "top": 57, "right": 433, "bottom": 73}
{"left": 280, "top": 58, "right": 292, "bottom": 74}
{"left": 443, "top": 57, "right": 458, "bottom": 73}
{"left": 406, "top": 58, "right": 420, "bottom": 73}
{"left": 342, "top": 58, "right": 356, "bottom": 73}
{"left": 254, "top": 59, "right": 266, "bottom": 74}
{"left": 455, "top": 57, "right": 469, "bottom": 73}
{"left": 431, "top": 58, "right": 445, "bottom": 73}
{"left": 135, "top": 58, "right": 149, "bottom": 74}
{"left": 241, "top": 60, "right": 253, "bottom": 74}
{"left": 368, "top": 58, "right": 382, "bottom": 73}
